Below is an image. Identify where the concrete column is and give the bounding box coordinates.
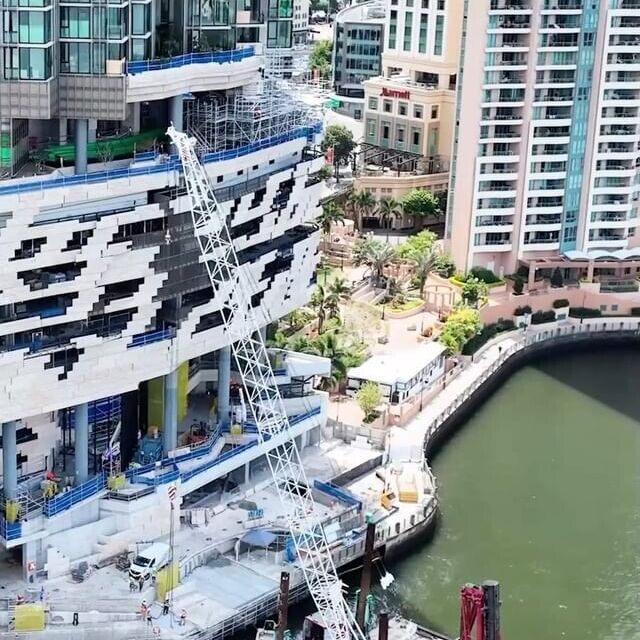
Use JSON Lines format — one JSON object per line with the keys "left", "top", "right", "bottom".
{"left": 217, "top": 346, "right": 231, "bottom": 428}
{"left": 74, "top": 403, "right": 89, "bottom": 484}
{"left": 74, "top": 118, "right": 88, "bottom": 174}
{"left": 244, "top": 462, "right": 250, "bottom": 485}
{"left": 170, "top": 95, "right": 184, "bottom": 130}
{"left": 163, "top": 370, "right": 178, "bottom": 454}
{"left": 2, "top": 421, "right": 18, "bottom": 499}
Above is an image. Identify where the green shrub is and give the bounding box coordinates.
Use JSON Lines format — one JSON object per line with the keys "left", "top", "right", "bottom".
{"left": 469, "top": 266, "right": 502, "bottom": 285}
{"left": 550, "top": 267, "right": 564, "bottom": 288}
{"left": 461, "top": 318, "right": 516, "bottom": 355}
{"left": 631, "top": 307, "right": 640, "bottom": 317}
{"left": 513, "top": 305, "right": 532, "bottom": 316}
{"left": 569, "top": 306, "right": 602, "bottom": 318}
{"left": 433, "top": 252, "right": 456, "bottom": 278}
{"left": 512, "top": 276, "right": 524, "bottom": 296}
{"left": 516, "top": 265, "right": 529, "bottom": 279}
{"left": 552, "top": 298, "right": 570, "bottom": 309}
{"left": 531, "top": 310, "right": 555, "bottom": 325}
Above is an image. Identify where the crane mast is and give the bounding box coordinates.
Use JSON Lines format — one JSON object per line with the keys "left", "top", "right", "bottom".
{"left": 167, "top": 126, "right": 365, "bottom": 640}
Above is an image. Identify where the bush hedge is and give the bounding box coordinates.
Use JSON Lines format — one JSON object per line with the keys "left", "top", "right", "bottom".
{"left": 513, "top": 305, "right": 532, "bottom": 316}
{"left": 531, "top": 310, "right": 555, "bottom": 325}
{"left": 552, "top": 298, "right": 570, "bottom": 309}
{"left": 569, "top": 306, "right": 602, "bottom": 318}
{"left": 462, "top": 318, "right": 515, "bottom": 355}
{"left": 469, "top": 266, "right": 502, "bottom": 285}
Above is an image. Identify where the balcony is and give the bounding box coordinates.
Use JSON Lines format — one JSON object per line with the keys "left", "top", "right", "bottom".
{"left": 126, "top": 46, "right": 261, "bottom": 102}
{"left": 541, "top": 0, "right": 582, "bottom": 10}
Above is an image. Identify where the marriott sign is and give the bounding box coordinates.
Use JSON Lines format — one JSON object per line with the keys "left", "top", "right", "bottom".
{"left": 381, "top": 87, "right": 410, "bottom": 100}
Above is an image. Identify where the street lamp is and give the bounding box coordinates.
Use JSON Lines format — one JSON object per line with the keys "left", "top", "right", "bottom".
{"left": 381, "top": 304, "right": 385, "bottom": 320}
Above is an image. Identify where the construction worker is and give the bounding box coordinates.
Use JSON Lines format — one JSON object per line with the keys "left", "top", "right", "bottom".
{"left": 140, "top": 599, "right": 147, "bottom": 618}
{"left": 146, "top": 609, "right": 153, "bottom": 626}
{"left": 15, "top": 594, "right": 25, "bottom": 606}
{"left": 179, "top": 609, "right": 187, "bottom": 626}
{"left": 138, "top": 574, "right": 145, "bottom": 592}
{"left": 162, "top": 594, "right": 169, "bottom": 615}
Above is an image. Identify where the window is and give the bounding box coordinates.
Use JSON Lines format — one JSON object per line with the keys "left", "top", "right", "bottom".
{"left": 397, "top": 127, "right": 405, "bottom": 143}
{"left": 418, "top": 14, "right": 428, "bottom": 53}
{"left": 368, "top": 97, "right": 378, "bottom": 110}
{"left": 60, "top": 7, "right": 90, "bottom": 38}
{"left": 398, "top": 101, "right": 407, "bottom": 116}
{"left": 414, "top": 105, "right": 423, "bottom": 119}
{"left": 60, "top": 41, "right": 90, "bottom": 73}
{"left": 412, "top": 130, "right": 420, "bottom": 146}
{"left": 17, "top": 46, "right": 51, "bottom": 79}
{"left": 437, "top": 0, "right": 445, "bottom": 8}
{"left": 367, "top": 119, "right": 376, "bottom": 137}
{"left": 382, "top": 124, "right": 390, "bottom": 139}
{"left": 383, "top": 100, "right": 392, "bottom": 113}
{"left": 18, "top": 10, "right": 49, "bottom": 43}
{"left": 403, "top": 11, "right": 412, "bottom": 51}
{"left": 3, "top": 10, "right": 18, "bottom": 43}
{"left": 434, "top": 14, "right": 444, "bottom": 55}
{"left": 267, "top": 20, "right": 292, "bottom": 48}
{"left": 431, "top": 105, "right": 438, "bottom": 119}
{"left": 388, "top": 10, "right": 397, "bottom": 48}
{"left": 131, "top": 37, "right": 150, "bottom": 60}
{"left": 131, "top": 3, "right": 151, "bottom": 36}
{"left": 421, "top": 0, "right": 429, "bottom": 7}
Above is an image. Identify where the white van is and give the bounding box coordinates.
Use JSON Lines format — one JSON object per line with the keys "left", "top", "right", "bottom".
{"left": 129, "top": 543, "right": 171, "bottom": 582}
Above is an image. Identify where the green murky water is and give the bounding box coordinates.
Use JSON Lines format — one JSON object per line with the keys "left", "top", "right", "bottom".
{"left": 383, "top": 346, "right": 640, "bottom": 640}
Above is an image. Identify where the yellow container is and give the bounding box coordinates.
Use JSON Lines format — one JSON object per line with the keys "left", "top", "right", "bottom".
{"left": 15, "top": 603, "right": 45, "bottom": 631}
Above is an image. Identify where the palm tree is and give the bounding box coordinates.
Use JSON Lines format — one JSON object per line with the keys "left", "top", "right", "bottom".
{"left": 309, "top": 284, "right": 327, "bottom": 333}
{"left": 317, "top": 200, "right": 345, "bottom": 237}
{"left": 350, "top": 190, "right": 376, "bottom": 231}
{"left": 410, "top": 248, "right": 436, "bottom": 297}
{"left": 376, "top": 196, "right": 402, "bottom": 239}
{"left": 353, "top": 237, "right": 396, "bottom": 286}
{"left": 311, "top": 330, "right": 365, "bottom": 391}
{"left": 328, "top": 277, "right": 351, "bottom": 302}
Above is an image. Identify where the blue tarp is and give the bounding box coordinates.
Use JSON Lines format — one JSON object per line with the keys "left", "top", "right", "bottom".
{"left": 241, "top": 529, "right": 276, "bottom": 548}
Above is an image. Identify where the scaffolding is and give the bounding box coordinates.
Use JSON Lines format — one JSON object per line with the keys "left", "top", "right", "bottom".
{"left": 183, "top": 44, "right": 321, "bottom": 155}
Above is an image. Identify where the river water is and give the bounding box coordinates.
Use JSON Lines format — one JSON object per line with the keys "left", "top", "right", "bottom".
{"left": 381, "top": 346, "right": 640, "bottom": 640}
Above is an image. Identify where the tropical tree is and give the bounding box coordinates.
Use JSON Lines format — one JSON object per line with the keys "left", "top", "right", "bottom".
{"left": 322, "top": 124, "right": 356, "bottom": 165}
{"left": 356, "top": 381, "right": 382, "bottom": 423}
{"left": 309, "top": 284, "right": 328, "bottom": 333}
{"left": 328, "top": 276, "right": 350, "bottom": 302}
{"left": 461, "top": 276, "right": 489, "bottom": 307}
{"left": 376, "top": 196, "right": 402, "bottom": 235}
{"left": 352, "top": 236, "right": 396, "bottom": 285}
{"left": 311, "top": 330, "right": 366, "bottom": 391}
{"left": 410, "top": 248, "right": 436, "bottom": 297}
{"left": 317, "top": 200, "right": 345, "bottom": 236}
{"left": 438, "top": 306, "right": 481, "bottom": 354}
{"left": 401, "top": 188, "right": 442, "bottom": 224}
{"left": 396, "top": 230, "right": 437, "bottom": 260}
{"left": 349, "top": 189, "right": 376, "bottom": 231}
{"left": 309, "top": 38, "right": 332, "bottom": 79}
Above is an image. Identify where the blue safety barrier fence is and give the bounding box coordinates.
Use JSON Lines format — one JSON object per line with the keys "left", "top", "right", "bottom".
{"left": 43, "top": 473, "right": 107, "bottom": 517}
{"left": 126, "top": 46, "right": 255, "bottom": 75}
{"left": 127, "top": 327, "right": 175, "bottom": 349}
{"left": 0, "top": 517, "right": 22, "bottom": 541}
{"left": 0, "top": 123, "right": 322, "bottom": 198}
{"left": 313, "top": 480, "right": 362, "bottom": 510}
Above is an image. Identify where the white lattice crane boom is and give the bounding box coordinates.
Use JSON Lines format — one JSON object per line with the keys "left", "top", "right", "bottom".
{"left": 167, "top": 126, "right": 366, "bottom": 640}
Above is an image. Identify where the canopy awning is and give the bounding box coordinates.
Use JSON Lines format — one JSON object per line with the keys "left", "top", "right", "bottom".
{"left": 240, "top": 529, "right": 277, "bottom": 548}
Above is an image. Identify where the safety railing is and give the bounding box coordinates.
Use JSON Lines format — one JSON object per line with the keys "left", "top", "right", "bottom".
{"left": 135, "top": 464, "right": 180, "bottom": 487}
{"left": 421, "top": 319, "right": 640, "bottom": 451}
{"left": 313, "top": 480, "right": 362, "bottom": 510}
{"left": 127, "top": 327, "right": 175, "bottom": 349}
{"left": 0, "top": 123, "right": 322, "bottom": 198}
{"left": 0, "top": 516, "right": 22, "bottom": 541}
{"left": 126, "top": 46, "right": 256, "bottom": 75}
{"left": 43, "top": 472, "right": 107, "bottom": 518}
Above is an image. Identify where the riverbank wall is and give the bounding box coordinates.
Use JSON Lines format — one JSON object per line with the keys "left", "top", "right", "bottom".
{"left": 421, "top": 319, "right": 640, "bottom": 459}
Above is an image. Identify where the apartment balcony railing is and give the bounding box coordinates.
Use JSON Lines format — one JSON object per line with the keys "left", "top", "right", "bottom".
{"left": 125, "top": 46, "right": 256, "bottom": 75}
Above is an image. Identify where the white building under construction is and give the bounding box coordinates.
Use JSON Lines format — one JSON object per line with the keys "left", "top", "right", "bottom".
{"left": 0, "top": 0, "right": 329, "bottom": 578}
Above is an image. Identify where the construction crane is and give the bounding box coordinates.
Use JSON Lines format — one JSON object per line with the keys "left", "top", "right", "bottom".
{"left": 167, "top": 125, "right": 366, "bottom": 640}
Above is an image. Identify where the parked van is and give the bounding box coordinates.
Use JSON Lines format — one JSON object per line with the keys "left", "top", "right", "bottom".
{"left": 129, "top": 543, "right": 171, "bottom": 582}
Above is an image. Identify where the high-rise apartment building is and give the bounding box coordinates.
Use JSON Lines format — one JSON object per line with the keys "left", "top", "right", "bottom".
{"left": 0, "top": 0, "right": 329, "bottom": 572}
{"left": 448, "top": 0, "right": 640, "bottom": 276}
